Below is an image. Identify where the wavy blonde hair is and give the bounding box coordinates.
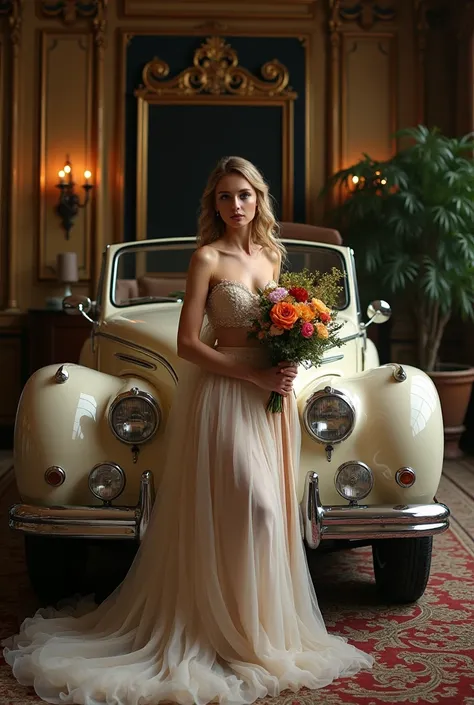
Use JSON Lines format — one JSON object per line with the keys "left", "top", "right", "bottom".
{"left": 196, "top": 156, "right": 286, "bottom": 261}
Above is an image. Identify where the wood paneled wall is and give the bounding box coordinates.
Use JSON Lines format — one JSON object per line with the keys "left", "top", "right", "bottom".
{"left": 0, "top": 0, "right": 470, "bottom": 436}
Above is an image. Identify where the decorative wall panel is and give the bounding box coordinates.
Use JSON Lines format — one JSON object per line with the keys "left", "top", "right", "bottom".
{"left": 341, "top": 33, "right": 397, "bottom": 168}
{"left": 39, "top": 32, "right": 93, "bottom": 280}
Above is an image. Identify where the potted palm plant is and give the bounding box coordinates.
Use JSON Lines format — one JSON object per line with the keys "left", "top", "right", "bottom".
{"left": 327, "top": 125, "right": 474, "bottom": 457}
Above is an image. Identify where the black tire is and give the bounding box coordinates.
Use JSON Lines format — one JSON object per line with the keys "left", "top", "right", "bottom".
{"left": 24, "top": 535, "right": 89, "bottom": 606}
{"left": 372, "top": 536, "right": 433, "bottom": 604}
{"left": 24, "top": 536, "right": 139, "bottom": 606}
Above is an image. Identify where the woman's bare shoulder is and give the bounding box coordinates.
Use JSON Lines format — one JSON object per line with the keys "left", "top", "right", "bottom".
{"left": 190, "top": 245, "right": 220, "bottom": 273}
{"left": 262, "top": 246, "right": 281, "bottom": 265}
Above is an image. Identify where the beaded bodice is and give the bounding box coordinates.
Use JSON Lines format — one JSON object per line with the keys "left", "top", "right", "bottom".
{"left": 206, "top": 280, "right": 275, "bottom": 329}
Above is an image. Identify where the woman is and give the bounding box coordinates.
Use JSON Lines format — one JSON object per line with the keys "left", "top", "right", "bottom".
{"left": 3, "top": 157, "right": 373, "bottom": 705}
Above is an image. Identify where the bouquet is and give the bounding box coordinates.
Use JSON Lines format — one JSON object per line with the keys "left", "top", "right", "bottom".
{"left": 248, "top": 268, "right": 344, "bottom": 413}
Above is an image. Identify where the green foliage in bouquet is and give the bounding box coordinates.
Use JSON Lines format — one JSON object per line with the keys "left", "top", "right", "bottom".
{"left": 326, "top": 125, "right": 474, "bottom": 372}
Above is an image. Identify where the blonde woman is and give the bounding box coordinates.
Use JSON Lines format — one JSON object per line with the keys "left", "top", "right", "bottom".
{"left": 3, "top": 157, "right": 373, "bottom": 705}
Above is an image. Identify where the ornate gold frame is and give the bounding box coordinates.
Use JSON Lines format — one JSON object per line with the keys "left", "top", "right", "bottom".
{"left": 134, "top": 36, "right": 297, "bottom": 243}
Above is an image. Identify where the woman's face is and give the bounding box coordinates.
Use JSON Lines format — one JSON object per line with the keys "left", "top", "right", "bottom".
{"left": 215, "top": 173, "right": 257, "bottom": 231}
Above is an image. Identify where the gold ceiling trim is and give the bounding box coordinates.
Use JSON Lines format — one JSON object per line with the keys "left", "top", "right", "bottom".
{"left": 137, "top": 36, "right": 297, "bottom": 98}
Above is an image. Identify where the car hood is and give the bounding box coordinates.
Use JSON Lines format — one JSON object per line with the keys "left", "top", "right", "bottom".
{"left": 100, "top": 303, "right": 182, "bottom": 363}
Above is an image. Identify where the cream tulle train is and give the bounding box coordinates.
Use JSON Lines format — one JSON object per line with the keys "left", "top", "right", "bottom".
{"left": 3, "top": 346, "right": 373, "bottom": 705}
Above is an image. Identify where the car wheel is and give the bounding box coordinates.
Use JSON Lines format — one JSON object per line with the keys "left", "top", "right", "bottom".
{"left": 372, "top": 536, "right": 433, "bottom": 604}
{"left": 24, "top": 535, "right": 88, "bottom": 606}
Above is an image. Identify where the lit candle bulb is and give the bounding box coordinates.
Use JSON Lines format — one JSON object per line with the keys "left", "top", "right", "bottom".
{"left": 58, "top": 169, "right": 65, "bottom": 184}
{"left": 64, "top": 164, "right": 71, "bottom": 174}
{"left": 84, "top": 170, "right": 92, "bottom": 183}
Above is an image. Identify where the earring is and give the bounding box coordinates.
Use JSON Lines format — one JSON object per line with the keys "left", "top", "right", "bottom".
{"left": 215, "top": 211, "right": 220, "bottom": 218}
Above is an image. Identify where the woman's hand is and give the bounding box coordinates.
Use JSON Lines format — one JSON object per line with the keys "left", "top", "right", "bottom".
{"left": 251, "top": 362, "right": 298, "bottom": 395}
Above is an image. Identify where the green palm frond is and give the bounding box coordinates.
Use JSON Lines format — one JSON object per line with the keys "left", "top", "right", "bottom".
{"left": 325, "top": 124, "right": 474, "bottom": 370}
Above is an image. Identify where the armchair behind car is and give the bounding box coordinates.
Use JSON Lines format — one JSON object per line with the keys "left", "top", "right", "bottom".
{"left": 279, "top": 222, "right": 343, "bottom": 245}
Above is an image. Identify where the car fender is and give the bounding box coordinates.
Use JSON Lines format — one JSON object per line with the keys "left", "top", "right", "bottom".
{"left": 297, "top": 363, "right": 444, "bottom": 506}
{"left": 14, "top": 363, "right": 170, "bottom": 507}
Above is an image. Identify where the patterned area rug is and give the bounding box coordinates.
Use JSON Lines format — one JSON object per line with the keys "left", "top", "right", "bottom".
{"left": 0, "top": 460, "right": 473, "bottom": 705}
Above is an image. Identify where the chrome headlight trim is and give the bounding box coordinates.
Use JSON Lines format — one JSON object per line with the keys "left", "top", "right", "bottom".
{"left": 88, "top": 462, "right": 126, "bottom": 502}
{"left": 303, "top": 386, "right": 356, "bottom": 444}
{"left": 335, "top": 460, "right": 374, "bottom": 502}
{"left": 108, "top": 387, "right": 161, "bottom": 445}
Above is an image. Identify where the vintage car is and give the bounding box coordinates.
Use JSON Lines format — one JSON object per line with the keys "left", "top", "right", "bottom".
{"left": 10, "top": 231, "right": 450, "bottom": 605}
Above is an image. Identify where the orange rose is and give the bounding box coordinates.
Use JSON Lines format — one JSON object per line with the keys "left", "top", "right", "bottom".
{"left": 295, "top": 303, "right": 315, "bottom": 322}
{"left": 315, "top": 322, "right": 329, "bottom": 339}
{"left": 270, "top": 301, "right": 298, "bottom": 330}
{"left": 311, "top": 298, "right": 330, "bottom": 317}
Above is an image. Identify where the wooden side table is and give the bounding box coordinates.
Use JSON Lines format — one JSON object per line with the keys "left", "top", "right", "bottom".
{"left": 27, "top": 309, "right": 92, "bottom": 376}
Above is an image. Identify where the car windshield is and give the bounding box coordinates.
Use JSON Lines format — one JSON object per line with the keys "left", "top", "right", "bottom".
{"left": 111, "top": 239, "right": 349, "bottom": 309}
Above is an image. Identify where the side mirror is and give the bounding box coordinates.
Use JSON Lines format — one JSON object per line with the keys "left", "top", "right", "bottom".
{"left": 366, "top": 299, "right": 392, "bottom": 326}
{"left": 63, "top": 295, "right": 94, "bottom": 322}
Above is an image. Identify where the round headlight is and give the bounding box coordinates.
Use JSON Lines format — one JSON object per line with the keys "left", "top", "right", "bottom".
{"left": 109, "top": 388, "right": 160, "bottom": 444}
{"left": 335, "top": 461, "right": 373, "bottom": 502}
{"left": 304, "top": 387, "right": 355, "bottom": 443}
{"left": 88, "top": 462, "right": 125, "bottom": 502}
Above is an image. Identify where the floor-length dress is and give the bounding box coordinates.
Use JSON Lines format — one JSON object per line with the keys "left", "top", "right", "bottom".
{"left": 2, "top": 281, "right": 373, "bottom": 705}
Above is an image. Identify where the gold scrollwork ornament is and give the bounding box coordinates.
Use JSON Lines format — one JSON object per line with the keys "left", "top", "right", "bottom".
{"left": 140, "top": 36, "right": 295, "bottom": 98}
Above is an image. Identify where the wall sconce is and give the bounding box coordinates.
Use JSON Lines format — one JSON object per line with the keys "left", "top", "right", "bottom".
{"left": 56, "top": 155, "right": 93, "bottom": 239}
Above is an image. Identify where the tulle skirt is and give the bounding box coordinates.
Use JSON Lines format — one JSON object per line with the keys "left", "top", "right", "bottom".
{"left": 3, "top": 346, "right": 373, "bottom": 705}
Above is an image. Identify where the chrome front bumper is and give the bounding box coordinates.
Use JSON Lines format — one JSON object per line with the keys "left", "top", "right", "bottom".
{"left": 9, "top": 471, "right": 155, "bottom": 541}
{"left": 302, "top": 472, "right": 450, "bottom": 549}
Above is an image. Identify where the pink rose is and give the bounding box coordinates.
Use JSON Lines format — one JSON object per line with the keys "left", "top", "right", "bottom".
{"left": 301, "top": 322, "right": 314, "bottom": 338}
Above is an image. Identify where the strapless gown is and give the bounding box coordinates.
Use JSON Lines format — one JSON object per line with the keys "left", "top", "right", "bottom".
{"left": 2, "top": 280, "right": 373, "bottom": 705}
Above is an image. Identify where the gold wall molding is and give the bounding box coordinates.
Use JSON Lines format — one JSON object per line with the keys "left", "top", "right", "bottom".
{"left": 39, "top": 33, "right": 93, "bottom": 281}
{"left": 40, "top": 0, "right": 104, "bottom": 24}
{"left": 414, "top": 0, "right": 428, "bottom": 125}
{"left": 0, "top": 0, "right": 23, "bottom": 312}
{"left": 122, "top": 0, "right": 316, "bottom": 21}
{"left": 38, "top": 0, "right": 107, "bottom": 293}
{"left": 341, "top": 34, "right": 397, "bottom": 164}
{"left": 139, "top": 36, "right": 295, "bottom": 98}
{"left": 134, "top": 37, "right": 297, "bottom": 242}
{"left": 328, "top": 0, "right": 342, "bottom": 193}
{"left": 335, "top": 0, "right": 396, "bottom": 31}
{"left": 327, "top": 0, "right": 397, "bottom": 203}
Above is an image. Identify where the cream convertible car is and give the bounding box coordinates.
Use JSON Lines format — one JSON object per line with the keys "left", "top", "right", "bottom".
{"left": 10, "top": 236, "right": 449, "bottom": 605}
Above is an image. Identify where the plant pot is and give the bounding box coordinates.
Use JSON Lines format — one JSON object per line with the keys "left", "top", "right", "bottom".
{"left": 428, "top": 364, "right": 474, "bottom": 459}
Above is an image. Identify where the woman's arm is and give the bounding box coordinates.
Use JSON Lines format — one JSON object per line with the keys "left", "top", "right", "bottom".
{"left": 177, "top": 247, "right": 257, "bottom": 382}
{"left": 177, "top": 247, "right": 296, "bottom": 394}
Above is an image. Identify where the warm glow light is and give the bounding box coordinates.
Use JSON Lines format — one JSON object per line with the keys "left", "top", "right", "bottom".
{"left": 64, "top": 164, "right": 72, "bottom": 174}
{"left": 58, "top": 170, "right": 65, "bottom": 178}
{"left": 375, "top": 170, "right": 381, "bottom": 176}
{"left": 84, "top": 170, "right": 92, "bottom": 180}
{"left": 351, "top": 175, "right": 360, "bottom": 184}
{"left": 380, "top": 178, "right": 387, "bottom": 185}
